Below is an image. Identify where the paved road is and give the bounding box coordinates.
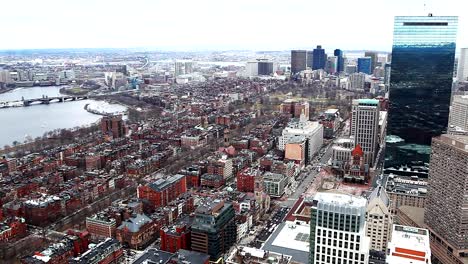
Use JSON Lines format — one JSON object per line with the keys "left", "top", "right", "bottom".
{"left": 281, "top": 142, "right": 334, "bottom": 208}
{"left": 280, "top": 119, "right": 349, "bottom": 208}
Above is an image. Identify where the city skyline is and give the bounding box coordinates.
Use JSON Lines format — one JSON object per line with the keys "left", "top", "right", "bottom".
{"left": 1, "top": 0, "right": 467, "bottom": 51}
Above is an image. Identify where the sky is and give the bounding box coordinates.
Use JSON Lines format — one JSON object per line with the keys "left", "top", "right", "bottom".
{"left": 1, "top": 0, "right": 467, "bottom": 52}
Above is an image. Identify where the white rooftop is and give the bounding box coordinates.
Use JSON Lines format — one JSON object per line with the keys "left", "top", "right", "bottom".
{"left": 283, "top": 120, "right": 322, "bottom": 134}
{"left": 387, "top": 225, "right": 431, "bottom": 264}
{"left": 324, "top": 109, "right": 339, "bottom": 114}
{"left": 313, "top": 191, "right": 367, "bottom": 208}
{"left": 271, "top": 221, "right": 310, "bottom": 252}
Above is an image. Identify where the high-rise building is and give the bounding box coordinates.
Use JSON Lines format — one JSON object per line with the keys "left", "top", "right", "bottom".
{"left": 349, "top": 72, "right": 366, "bottom": 90}
{"left": 449, "top": 95, "right": 468, "bottom": 132}
{"left": 384, "top": 63, "right": 391, "bottom": 86}
{"left": 191, "top": 199, "right": 237, "bottom": 261}
{"left": 309, "top": 191, "right": 370, "bottom": 264}
{"left": 307, "top": 50, "right": 314, "bottom": 68}
{"left": 245, "top": 61, "right": 258, "bottom": 76}
{"left": 357, "top": 57, "right": 372, "bottom": 74}
{"left": 351, "top": 99, "right": 380, "bottom": 166}
{"left": 0, "top": 70, "right": 12, "bottom": 83}
{"left": 365, "top": 186, "right": 393, "bottom": 252}
{"left": 326, "top": 56, "right": 338, "bottom": 74}
{"left": 312, "top": 45, "right": 326, "bottom": 70}
{"left": 291, "top": 50, "right": 307, "bottom": 74}
{"left": 364, "top": 51, "right": 378, "bottom": 72}
{"left": 257, "top": 60, "right": 274, "bottom": 75}
{"left": 385, "top": 16, "right": 458, "bottom": 167}
{"left": 184, "top": 61, "right": 193, "bottom": 74}
{"left": 386, "top": 225, "right": 432, "bottom": 264}
{"left": 425, "top": 134, "right": 468, "bottom": 254}
{"left": 334, "top": 49, "right": 344, "bottom": 72}
{"left": 174, "top": 61, "right": 185, "bottom": 76}
{"left": 457, "top": 48, "right": 468, "bottom": 81}
{"left": 345, "top": 65, "right": 357, "bottom": 75}
{"left": 246, "top": 59, "right": 275, "bottom": 76}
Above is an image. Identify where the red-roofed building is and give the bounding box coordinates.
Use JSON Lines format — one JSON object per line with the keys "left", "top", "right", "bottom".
{"left": 343, "top": 144, "right": 369, "bottom": 183}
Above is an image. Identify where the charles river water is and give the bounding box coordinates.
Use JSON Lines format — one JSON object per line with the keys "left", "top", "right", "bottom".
{"left": 0, "top": 86, "right": 126, "bottom": 147}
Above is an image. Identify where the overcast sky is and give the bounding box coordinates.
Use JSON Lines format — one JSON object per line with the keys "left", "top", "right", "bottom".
{"left": 1, "top": 0, "right": 467, "bottom": 52}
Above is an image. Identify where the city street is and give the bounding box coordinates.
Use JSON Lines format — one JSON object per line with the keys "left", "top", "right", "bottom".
{"left": 281, "top": 119, "right": 349, "bottom": 208}
{"left": 281, "top": 141, "right": 334, "bottom": 208}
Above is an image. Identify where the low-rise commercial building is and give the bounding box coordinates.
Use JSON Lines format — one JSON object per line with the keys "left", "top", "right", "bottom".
{"left": 386, "top": 225, "right": 431, "bottom": 264}
{"left": 263, "top": 172, "right": 287, "bottom": 198}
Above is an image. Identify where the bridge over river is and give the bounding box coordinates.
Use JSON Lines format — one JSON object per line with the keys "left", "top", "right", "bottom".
{"left": 0, "top": 95, "right": 91, "bottom": 108}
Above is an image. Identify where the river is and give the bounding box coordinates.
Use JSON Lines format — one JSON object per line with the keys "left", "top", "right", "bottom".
{"left": 0, "top": 86, "right": 126, "bottom": 147}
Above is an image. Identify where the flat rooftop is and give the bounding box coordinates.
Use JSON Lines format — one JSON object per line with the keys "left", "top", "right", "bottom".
{"left": 313, "top": 191, "right": 367, "bottom": 208}
{"left": 387, "top": 225, "right": 430, "bottom": 264}
{"left": 262, "top": 222, "right": 309, "bottom": 264}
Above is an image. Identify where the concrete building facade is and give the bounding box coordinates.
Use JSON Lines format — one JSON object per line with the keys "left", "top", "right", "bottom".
{"left": 351, "top": 99, "right": 380, "bottom": 166}
{"left": 309, "top": 192, "right": 370, "bottom": 264}
{"left": 365, "top": 186, "right": 393, "bottom": 252}
{"left": 425, "top": 134, "right": 468, "bottom": 256}
{"left": 279, "top": 115, "right": 323, "bottom": 164}
{"left": 449, "top": 95, "right": 468, "bottom": 132}
{"left": 457, "top": 48, "right": 468, "bottom": 81}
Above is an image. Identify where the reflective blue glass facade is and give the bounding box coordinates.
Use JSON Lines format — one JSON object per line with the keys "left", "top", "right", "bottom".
{"left": 357, "top": 57, "right": 372, "bottom": 74}
{"left": 385, "top": 16, "right": 458, "bottom": 167}
{"left": 334, "top": 49, "right": 344, "bottom": 72}
{"left": 312, "top": 45, "right": 326, "bottom": 70}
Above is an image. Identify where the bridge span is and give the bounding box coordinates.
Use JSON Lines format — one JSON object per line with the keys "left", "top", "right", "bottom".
{"left": 0, "top": 95, "right": 91, "bottom": 108}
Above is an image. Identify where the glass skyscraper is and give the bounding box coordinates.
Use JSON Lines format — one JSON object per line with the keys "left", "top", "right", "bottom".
{"left": 357, "top": 57, "right": 372, "bottom": 74}
{"left": 334, "top": 49, "right": 344, "bottom": 72}
{"left": 385, "top": 16, "right": 458, "bottom": 167}
{"left": 312, "top": 45, "right": 326, "bottom": 70}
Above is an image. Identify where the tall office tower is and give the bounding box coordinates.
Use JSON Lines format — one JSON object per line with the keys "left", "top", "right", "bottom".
{"left": 385, "top": 16, "right": 458, "bottom": 167}
{"left": 245, "top": 61, "right": 258, "bottom": 76}
{"left": 449, "top": 95, "right": 468, "bottom": 132}
{"left": 307, "top": 50, "right": 314, "bottom": 68}
{"left": 291, "top": 50, "right": 307, "bottom": 74}
{"left": 349, "top": 72, "right": 366, "bottom": 90}
{"left": 174, "top": 61, "right": 185, "bottom": 76}
{"left": 345, "top": 65, "right": 357, "bottom": 74}
{"left": 365, "top": 186, "right": 393, "bottom": 252}
{"left": 312, "top": 45, "right": 326, "bottom": 70}
{"left": 357, "top": 57, "right": 372, "bottom": 74}
{"left": 191, "top": 199, "right": 237, "bottom": 261}
{"left": 309, "top": 191, "right": 370, "bottom": 264}
{"left": 425, "top": 134, "right": 468, "bottom": 256}
{"left": 257, "top": 59, "right": 274, "bottom": 75}
{"left": 334, "top": 49, "right": 344, "bottom": 72}
{"left": 0, "top": 70, "right": 12, "bottom": 83}
{"left": 384, "top": 63, "right": 391, "bottom": 86}
{"left": 457, "top": 48, "right": 468, "bottom": 81}
{"left": 351, "top": 99, "right": 380, "bottom": 166}
{"left": 386, "top": 225, "right": 432, "bottom": 264}
{"left": 184, "top": 61, "right": 193, "bottom": 74}
{"left": 326, "top": 56, "right": 338, "bottom": 74}
{"left": 364, "top": 51, "right": 378, "bottom": 72}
